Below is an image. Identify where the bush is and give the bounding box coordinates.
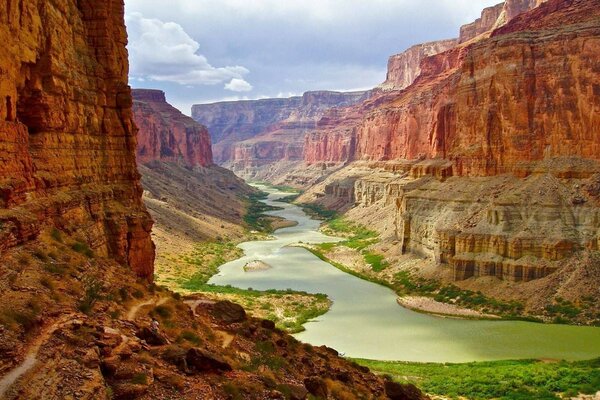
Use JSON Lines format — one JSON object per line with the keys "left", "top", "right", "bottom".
{"left": 78, "top": 276, "right": 103, "bottom": 314}
{"left": 153, "top": 305, "right": 172, "bottom": 319}
{"left": 177, "top": 330, "right": 202, "bottom": 345}
{"left": 50, "top": 228, "right": 63, "bottom": 243}
{"left": 71, "top": 241, "right": 94, "bottom": 258}
{"left": 130, "top": 373, "right": 148, "bottom": 385}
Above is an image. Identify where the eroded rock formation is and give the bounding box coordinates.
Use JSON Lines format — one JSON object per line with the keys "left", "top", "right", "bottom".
{"left": 133, "top": 89, "right": 213, "bottom": 168}
{"left": 192, "top": 91, "right": 369, "bottom": 181}
{"left": 0, "top": 0, "right": 154, "bottom": 278}
{"left": 380, "top": 39, "right": 459, "bottom": 91}
{"left": 301, "top": 0, "right": 600, "bottom": 282}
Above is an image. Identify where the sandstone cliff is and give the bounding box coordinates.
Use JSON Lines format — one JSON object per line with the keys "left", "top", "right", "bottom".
{"left": 379, "top": 39, "right": 458, "bottom": 91}
{"left": 301, "top": 0, "right": 600, "bottom": 286}
{"left": 131, "top": 89, "right": 257, "bottom": 272}
{"left": 0, "top": 0, "right": 154, "bottom": 278}
{"left": 193, "top": 91, "right": 369, "bottom": 182}
{"left": 133, "top": 89, "right": 213, "bottom": 168}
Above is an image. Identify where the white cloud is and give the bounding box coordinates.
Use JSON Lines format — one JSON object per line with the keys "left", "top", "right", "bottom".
{"left": 224, "top": 78, "right": 253, "bottom": 92}
{"left": 125, "top": 12, "right": 252, "bottom": 88}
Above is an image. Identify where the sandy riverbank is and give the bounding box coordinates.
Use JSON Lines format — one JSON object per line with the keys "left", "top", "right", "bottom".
{"left": 396, "top": 296, "right": 500, "bottom": 319}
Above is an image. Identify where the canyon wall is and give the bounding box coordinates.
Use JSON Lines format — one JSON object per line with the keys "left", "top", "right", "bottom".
{"left": 353, "top": 0, "right": 600, "bottom": 176}
{"left": 133, "top": 89, "right": 213, "bottom": 168}
{"left": 306, "top": 0, "right": 599, "bottom": 176}
{"left": 192, "top": 91, "right": 369, "bottom": 181}
{"left": 301, "top": 0, "right": 600, "bottom": 282}
{"left": 0, "top": 0, "right": 154, "bottom": 278}
{"left": 379, "top": 39, "right": 459, "bottom": 91}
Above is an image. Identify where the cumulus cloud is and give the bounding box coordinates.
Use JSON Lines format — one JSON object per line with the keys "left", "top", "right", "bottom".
{"left": 224, "top": 78, "right": 253, "bottom": 92}
{"left": 125, "top": 12, "right": 252, "bottom": 89}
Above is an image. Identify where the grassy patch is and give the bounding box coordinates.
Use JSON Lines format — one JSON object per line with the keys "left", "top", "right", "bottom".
{"left": 363, "top": 252, "right": 389, "bottom": 272}
{"left": 71, "top": 241, "right": 94, "bottom": 258}
{"left": 354, "top": 358, "right": 600, "bottom": 400}
{"left": 300, "top": 203, "right": 338, "bottom": 221}
{"left": 244, "top": 192, "right": 283, "bottom": 233}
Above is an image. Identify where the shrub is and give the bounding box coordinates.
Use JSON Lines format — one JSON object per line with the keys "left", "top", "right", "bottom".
{"left": 177, "top": 330, "right": 202, "bottom": 345}
{"left": 50, "top": 228, "right": 63, "bottom": 243}
{"left": 71, "top": 241, "right": 94, "bottom": 258}
{"left": 78, "top": 276, "right": 103, "bottom": 314}
{"left": 130, "top": 373, "right": 148, "bottom": 385}
{"left": 153, "top": 305, "right": 172, "bottom": 319}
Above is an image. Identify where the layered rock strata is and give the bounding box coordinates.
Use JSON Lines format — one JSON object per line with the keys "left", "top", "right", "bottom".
{"left": 192, "top": 91, "right": 369, "bottom": 182}
{"left": 301, "top": 0, "right": 600, "bottom": 281}
{"left": 133, "top": 89, "right": 213, "bottom": 168}
{"left": 0, "top": 0, "right": 154, "bottom": 278}
{"left": 379, "top": 39, "right": 458, "bottom": 91}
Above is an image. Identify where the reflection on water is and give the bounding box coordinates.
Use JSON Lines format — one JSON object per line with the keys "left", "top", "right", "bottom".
{"left": 209, "top": 185, "right": 600, "bottom": 362}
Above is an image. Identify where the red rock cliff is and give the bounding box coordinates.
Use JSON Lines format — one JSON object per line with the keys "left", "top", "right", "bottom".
{"left": 306, "top": 0, "right": 599, "bottom": 177}
{"left": 0, "top": 0, "right": 155, "bottom": 278}
{"left": 133, "top": 89, "right": 213, "bottom": 168}
{"left": 380, "top": 39, "right": 459, "bottom": 91}
{"left": 192, "top": 91, "right": 369, "bottom": 165}
{"left": 355, "top": 0, "right": 600, "bottom": 176}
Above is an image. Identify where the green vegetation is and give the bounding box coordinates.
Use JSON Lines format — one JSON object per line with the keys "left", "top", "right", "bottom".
{"left": 71, "top": 241, "right": 94, "bottom": 258}
{"left": 363, "top": 252, "right": 389, "bottom": 272}
{"left": 178, "top": 242, "right": 242, "bottom": 291}
{"left": 78, "top": 275, "right": 103, "bottom": 314}
{"left": 249, "top": 181, "right": 300, "bottom": 193}
{"left": 276, "top": 193, "right": 301, "bottom": 203}
{"left": 130, "top": 373, "right": 149, "bottom": 385}
{"left": 300, "top": 203, "right": 338, "bottom": 220}
{"left": 317, "top": 217, "right": 387, "bottom": 272}
{"left": 170, "top": 241, "right": 330, "bottom": 333}
{"left": 354, "top": 358, "right": 600, "bottom": 400}
{"left": 244, "top": 191, "right": 283, "bottom": 233}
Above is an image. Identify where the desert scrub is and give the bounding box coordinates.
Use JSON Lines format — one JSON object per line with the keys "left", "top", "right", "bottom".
{"left": 353, "top": 358, "right": 600, "bottom": 400}
{"left": 78, "top": 275, "right": 103, "bottom": 314}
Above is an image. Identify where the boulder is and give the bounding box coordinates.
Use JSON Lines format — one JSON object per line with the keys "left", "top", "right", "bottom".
{"left": 185, "top": 348, "right": 232, "bottom": 373}
{"left": 303, "top": 376, "right": 328, "bottom": 398}
{"left": 384, "top": 381, "right": 424, "bottom": 400}
{"left": 136, "top": 327, "right": 169, "bottom": 346}
{"left": 211, "top": 300, "right": 247, "bottom": 323}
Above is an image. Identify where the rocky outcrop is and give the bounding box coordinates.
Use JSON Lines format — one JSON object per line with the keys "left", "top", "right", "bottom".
{"left": 193, "top": 91, "right": 369, "bottom": 180}
{"left": 133, "top": 89, "right": 213, "bottom": 168}
{"left": 458, "top": 2, "right": 505, "bottom": 43}
{"left": 380, "top": 39, "right": 459, "bottom": 91}
{"left": 0, "top": 0, "right": 154, "bottom": 278}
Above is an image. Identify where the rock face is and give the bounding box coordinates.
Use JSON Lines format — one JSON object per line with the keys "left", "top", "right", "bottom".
{"left": 380, "top": 39, "right": 459, "bottom": 91}
{"left": 133, "top": 89, "right": 213, "bottom": 168}
{"left": 458, "top": 2, "right": 505, "bottom": 43}
{"left": 0, "top": 0, "right": 154, "bottom": 278}
{"left": 301, "top": 0, "right": 600, "bottom": 282}
{"left": 192, "top": 91, "right": 369, "bottom": 181}
{"left": 306, "top": 0, "right": 600, "bottom": 175}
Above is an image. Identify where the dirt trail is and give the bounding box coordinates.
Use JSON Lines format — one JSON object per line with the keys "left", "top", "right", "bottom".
{"left": 0, "top": 314, "right": 76, "bottom": 399}
{"left": 126, "top": 297, "right": 169, "bottom": 321}
{"left": 0, "top": 297, "right": 172, "bottom": 398}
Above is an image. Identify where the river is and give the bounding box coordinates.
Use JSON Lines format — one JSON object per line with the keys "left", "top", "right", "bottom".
{"left": 209, "top": 185, "right": 600, "bottom": 363}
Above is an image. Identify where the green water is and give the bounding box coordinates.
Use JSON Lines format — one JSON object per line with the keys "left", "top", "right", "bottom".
{"left": 209, "top": 185, "right": 600, "bottom": 362}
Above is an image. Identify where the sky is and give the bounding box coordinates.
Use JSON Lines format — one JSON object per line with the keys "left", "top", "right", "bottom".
{"left": 124, "top": 0, "right": 501, "bottom": 115}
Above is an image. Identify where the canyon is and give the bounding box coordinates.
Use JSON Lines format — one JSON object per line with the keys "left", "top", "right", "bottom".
{"left": 193, "top": 90, "right": 370, "bottom": 184}
{"left": 202, "top": 0, "right": 600, "bottom": 320}
{"left": 0, "top": 1, "right": 420, "bottom": 399}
